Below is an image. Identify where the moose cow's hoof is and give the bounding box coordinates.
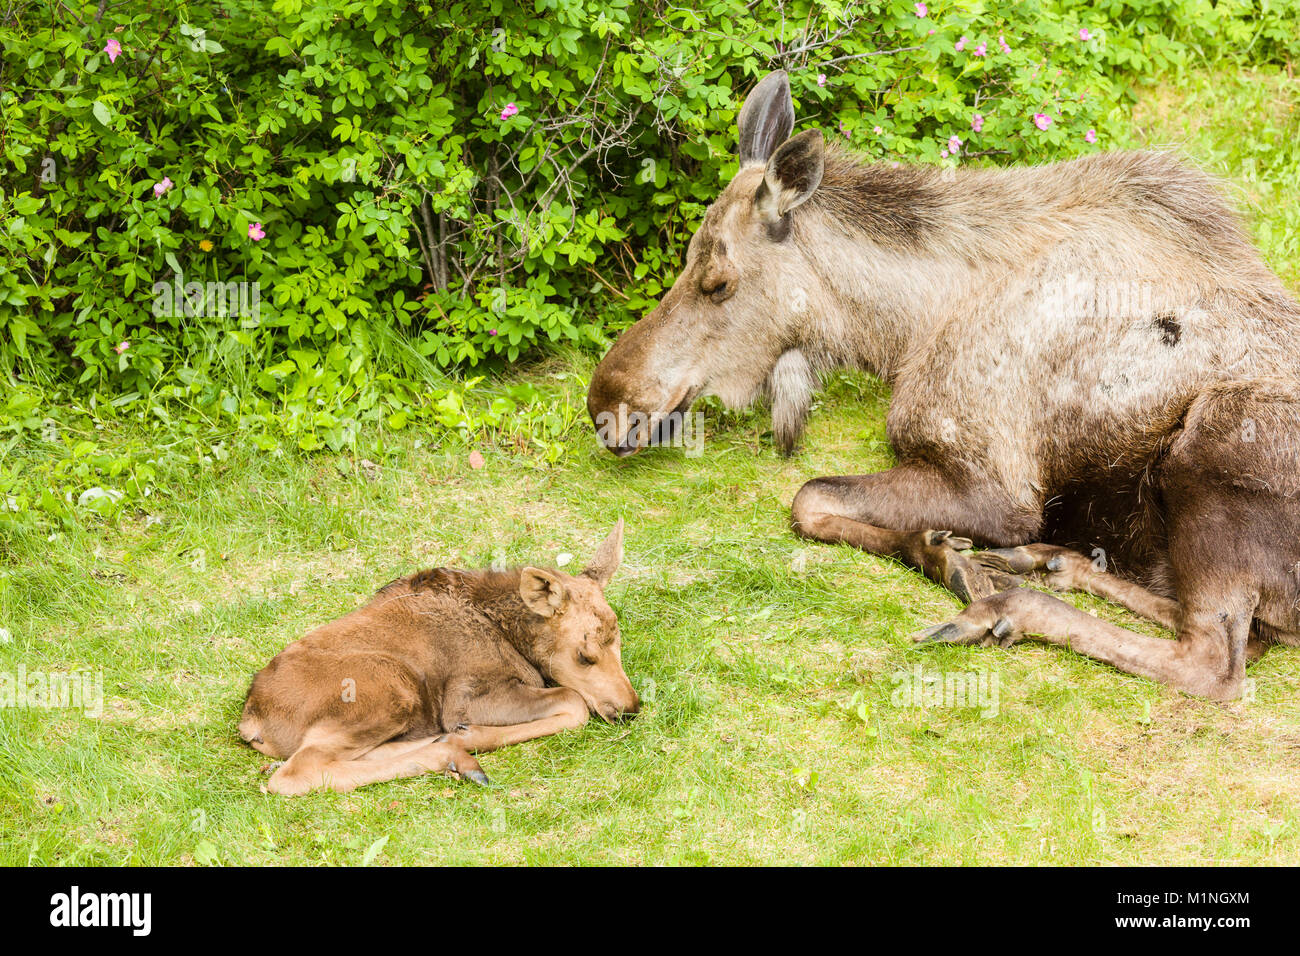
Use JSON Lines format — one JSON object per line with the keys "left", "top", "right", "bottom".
{"left": 913, "top": 530, "right": 1019, "bottom": 604}
{"left": 975, "top": 547, "right": 1042, "bottom": 575}
{"left": 912, "top": 615, "right": 1019, "bottom": 648}
{"left": 911, "top": 591, "right": 1025, "bottom": 648}
{"left": 976, "top": 543, "right": 1095, "bottom": 592}
{"left": 464, "top": 769, "right": 491, "bottom": 786}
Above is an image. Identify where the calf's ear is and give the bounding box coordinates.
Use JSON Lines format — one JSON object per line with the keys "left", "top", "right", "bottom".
{"left": 738, "top": 70, "right": 795, "bottom": 166}
{"left": 754, "top": 129, "right": 825, "bottom": 223}
{"left": 581, "top": 517, "right": 624, "bottom": 588}
{"left": 520, "top": 567, "right": 568, "bottom": 617}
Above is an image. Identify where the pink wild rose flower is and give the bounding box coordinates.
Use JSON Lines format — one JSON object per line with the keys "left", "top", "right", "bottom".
{"left": 114, "top": 341, "right": 130, "bottom": 355}
{"left": 947, "top": 134, "right": 961, "bottom": 154}
{"left": 248, "top": 222, "right": 266, "bottom": 241}
{"left": 1033, "top": 113, "right": 1052, "bottom": 131}
{"left": 817, "top": 73, "right": 827, "bottom": 87}
{"left": 971, "top": 113, "right": 984, "bottom": 133}
{"left": 105, "top": 38, "right": 122, "bottom": 63}
{"left": 1079, "top": 28, "right": 1091, "bottom": 40}
{"left": 955, "top": 36, "right": 967, "bottom": 52}
{"left": 1085, "top": 128, "right": 1098, "bottom": 144}
{"left": 153, "top": 177, "right": 173, "bottom": 198}
{"left": 914, "top": 2, "right": 928, "bottom": 16}
{"left": 973, "top": 42, "right": 987, "bottom": 57}
{"left": 500, "top": 103, "right": 519, "bottom": 121}
{"left": 999, "top": 34, "right": 1011, "bottom": 54}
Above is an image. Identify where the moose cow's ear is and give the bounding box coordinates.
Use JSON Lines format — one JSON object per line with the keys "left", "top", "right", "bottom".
{"left": 738, "top": 70, "right": 795, "bottom": 166}
{"left": 520, "top": 567, "right": 568, "bottom": 617}
{"left": 754, "top": 129, "right": 825, "bottom": 223}
{"left": 581, "top": 518, "right": 624, "bottom": 588}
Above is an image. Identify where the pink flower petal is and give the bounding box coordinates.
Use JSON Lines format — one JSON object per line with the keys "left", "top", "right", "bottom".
{"left": 468, "top": 450, "right": 485, "bottom": 470}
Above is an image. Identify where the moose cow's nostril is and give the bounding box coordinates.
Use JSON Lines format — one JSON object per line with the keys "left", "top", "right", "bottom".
{"left": 699, "top": 276, "right": 732, "bottom": 302}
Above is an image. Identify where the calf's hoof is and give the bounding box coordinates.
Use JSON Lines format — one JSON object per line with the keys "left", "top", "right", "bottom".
{"left": 447, "top": 757, "right": 491, "bottom": 787}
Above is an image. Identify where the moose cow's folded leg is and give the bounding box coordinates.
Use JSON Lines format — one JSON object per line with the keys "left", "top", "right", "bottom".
{"left": 913, "top": 587, "right": 1253, "bottom": 700}
{"left": 791, "top": 462, "right": 1040, "bottom": 603}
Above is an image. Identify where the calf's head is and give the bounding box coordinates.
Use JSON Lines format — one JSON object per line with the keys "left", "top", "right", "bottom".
{"left": 517, "top": 519, "right": 639, "bottom": 721}
{"left": 588, "top": 70, "right": 827, "bottom": 456}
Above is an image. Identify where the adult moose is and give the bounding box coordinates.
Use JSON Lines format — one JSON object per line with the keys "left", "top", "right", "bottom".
{"left": 588, "top": 70, "right": 1300, "bottom": 700}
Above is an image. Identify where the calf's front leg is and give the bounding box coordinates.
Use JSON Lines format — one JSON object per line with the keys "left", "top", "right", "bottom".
{"left": 443, "top": 683, "right": 590, "bottom": 753}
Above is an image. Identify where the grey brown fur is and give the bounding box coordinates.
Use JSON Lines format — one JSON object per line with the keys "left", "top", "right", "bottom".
{"left": 587, "top": 69, "right": 1300, "bottom": 700}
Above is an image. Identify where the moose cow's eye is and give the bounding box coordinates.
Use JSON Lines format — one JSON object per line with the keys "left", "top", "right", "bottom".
{"left": 577, "top": 649, "right": 596, "bottom": 667}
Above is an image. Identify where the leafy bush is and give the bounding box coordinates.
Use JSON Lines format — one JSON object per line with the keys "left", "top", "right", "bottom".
{"left": 1, "top": 0, "right": 1297, "bottom": 530}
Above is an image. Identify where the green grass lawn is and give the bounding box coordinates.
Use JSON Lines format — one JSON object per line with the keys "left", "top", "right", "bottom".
{"left": 3, "top": 69, "right": 1299, "bottom": 865}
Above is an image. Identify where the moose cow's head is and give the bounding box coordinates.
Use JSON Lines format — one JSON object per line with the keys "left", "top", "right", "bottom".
{"left": 587, "top": 70, "right": 830, "bottom": 457}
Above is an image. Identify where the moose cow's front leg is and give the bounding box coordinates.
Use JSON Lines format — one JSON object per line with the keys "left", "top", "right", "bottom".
{"left": 791, "top": 462, "right": 1039, "bottom": 603}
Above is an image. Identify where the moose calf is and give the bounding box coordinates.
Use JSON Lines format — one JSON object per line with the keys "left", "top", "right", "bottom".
{"left": 239, "top": 521, "right": 638, "bottom": 795}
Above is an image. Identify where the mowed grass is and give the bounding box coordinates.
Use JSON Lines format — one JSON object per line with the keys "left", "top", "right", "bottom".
{"left": 2, "top": 69, "right": 1300, "bottom": 866}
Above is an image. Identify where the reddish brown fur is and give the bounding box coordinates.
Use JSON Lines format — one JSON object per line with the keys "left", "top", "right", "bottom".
{"left": 239, "top": 522, "right": 638, "bottom": 794}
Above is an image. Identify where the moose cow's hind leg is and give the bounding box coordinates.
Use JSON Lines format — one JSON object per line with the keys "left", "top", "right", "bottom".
{"left": 913, "top": 587, "right": 1252, "bottom": 700}
{"left": 978, "top": 543, "right": 1181, "bottom": 630}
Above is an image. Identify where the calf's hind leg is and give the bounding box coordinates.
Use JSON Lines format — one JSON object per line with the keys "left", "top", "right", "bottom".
{"left": 792, "top": 462, "right": 1040, "bottom": 603}
{"left": 266, "top": 727, "right": 487, "bottom": 795}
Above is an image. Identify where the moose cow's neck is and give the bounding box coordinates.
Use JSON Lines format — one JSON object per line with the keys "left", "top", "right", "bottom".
{"left": 788, "top": 147, "right": 1300, "bottom": 388}
{"left": 791, "top": 153, "right": 1093, "bottom": 384}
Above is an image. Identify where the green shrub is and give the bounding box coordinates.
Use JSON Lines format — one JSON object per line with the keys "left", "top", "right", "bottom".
{"left": 1, "top": 0, "right": 1296, "bottom": 529}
